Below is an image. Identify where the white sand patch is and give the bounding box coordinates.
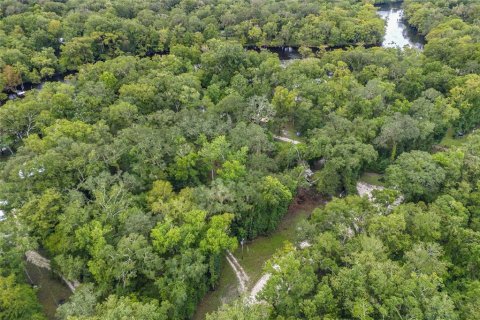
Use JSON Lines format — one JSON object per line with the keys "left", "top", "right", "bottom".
{"left": 356, "top": 181, "right": 384, "bottom": 201}
{"left": 248, "top": 264, "right": 281, "bottom": 304}
{"left": 299, "top": 241, "right": 311, "bottom": 249}
{"left": 26, "top": 250, "right": 51, "bottom": 269}
{"left": 249, "top": 273, "right": 271, "bottom": 303}
{"left": 357, "top": 181, "right": 404, "bottom": 209}
{"left": 273, "top": 135, "right": 301, "bottom": 144}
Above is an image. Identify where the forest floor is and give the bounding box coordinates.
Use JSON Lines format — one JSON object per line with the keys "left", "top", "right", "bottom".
{"left": 194, "top": 188, "right": 326, "bottom": 319}
{"left": 279, "top": 124, "right": 305, "bottom": 142}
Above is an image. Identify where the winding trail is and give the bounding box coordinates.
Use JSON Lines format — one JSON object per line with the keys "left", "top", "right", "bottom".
{"left": 225, "top": 250, "right": 249, "bottom": 293}
{"left": 25, "top": 250, "right": 51, "bottom": 269}
{"left": 224, "top": 250, "right": 279, "bottom": 304}
{"left": 233, "top": 139, "right": 395, "bottom": 304}
{"left": 225, "top": 253, "right": 273, "bottom": 304}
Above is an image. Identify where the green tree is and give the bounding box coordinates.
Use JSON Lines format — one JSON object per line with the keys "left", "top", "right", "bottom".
{"left": 0, "top": 275, "right": 46, "bottom": 320}
{"left": 206, "top": 299, "right": 271, "bottom": 320}
{"left": 60, "top": 37, "right": 95, "bottom": 70}
{"left": 374, "top": 113, "right": 425, "bottom": 160}
{"left": 386, "top": 151, "right": 446, "bottom": 201}
{"left": 56, "top": 284, "right": 98, "bottom": 320}
{"left": 260, "top": 246, "right": 317, "bottom": 317}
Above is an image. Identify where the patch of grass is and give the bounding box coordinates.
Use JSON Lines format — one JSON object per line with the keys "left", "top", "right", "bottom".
{"left": 194, "top": 213, "right": 308, "bottom": 320}
{"left": 195, "top": 191, "right": 324, "bottom": 319}
{"left": 235, "top": 222, "right": 300, "bottom": 287}
{"left": 193, "top": 257, "right": 239, "bottom": 320}
{"left": 359, "top": 172, "right": 385, "bottom": 187}
{"left": 0, "top": 156, "right": 9, "bottom": 170}
{"left": 234, "top": 203, "right": 315, "bottom": 286}
{"left": 281, "top": 122, "right": 305, "bottom": 142}
{"left": 24, "top": 262, "right": 72, "bottom": 320}
{"left": 440, "top": 128, "right": 467, "bottom": 148}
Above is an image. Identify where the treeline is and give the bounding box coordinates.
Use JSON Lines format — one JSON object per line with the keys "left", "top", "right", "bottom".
{"left": 0, "top": 0, "right": 384, "bottom": 94}
{"left": 207, "top": 2, "right": 480, "bottom": 318}
{"left": 3, "top": 41, "right": 478, "bottom": 198}
{"left": 404, "top": 0, "right": 480, "bottom": 35}
{"left": 0, "top": 226, "right": 46, "bottom": 320}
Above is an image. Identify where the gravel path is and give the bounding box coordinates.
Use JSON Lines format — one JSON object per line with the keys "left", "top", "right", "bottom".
{"left": 224, "top": 249, "right": 272, "bottom": 302}
{"left": 26, "top": 250, "right": 51, "bottom": 269}
{"left": 248, "top": 273, "right": 271, "bottom": 303}
{"left": 356, "top": 182, "right": 384, "bottom": 201}
{"left": 273, "top": 135, "right": 301, "bottom": 144}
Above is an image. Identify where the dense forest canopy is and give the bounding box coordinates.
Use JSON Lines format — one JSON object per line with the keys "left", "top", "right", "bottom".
{"left": 0, "top": 0, "right": 479, "bottom": 319}
{"left": 0, "top": 0, "right": 384, "bottom": 94}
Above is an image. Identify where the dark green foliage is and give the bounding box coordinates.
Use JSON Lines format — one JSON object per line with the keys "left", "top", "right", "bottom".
{"left": 0, "top": 0, "right": 385, "bottom": 89}
{"left": 1, "top": 0, "right": 480, "bottom": 319}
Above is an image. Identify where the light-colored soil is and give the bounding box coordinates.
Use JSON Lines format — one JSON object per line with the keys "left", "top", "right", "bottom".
{"left": 226, "top": 250, "right": 249, "bottom": 293}
{"left": 356, "top": 181, "right": 384, "bottom": 201}
{"left": 273, "top": 135, "right": 301, "bottom": 144}
{"left": 248, "top": 273, "right": 271, "bottom": 302}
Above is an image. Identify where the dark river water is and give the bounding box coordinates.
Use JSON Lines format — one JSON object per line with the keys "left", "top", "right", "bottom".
{"left": 273, "top": 2, "right": 425, "bottom": 60}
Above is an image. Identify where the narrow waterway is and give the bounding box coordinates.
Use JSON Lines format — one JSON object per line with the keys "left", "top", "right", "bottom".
{"left": 1, "top": 4, "right": 424, "bottom": 103}
{"left": 377, "top": 2, "right": 425, "bottom": 49}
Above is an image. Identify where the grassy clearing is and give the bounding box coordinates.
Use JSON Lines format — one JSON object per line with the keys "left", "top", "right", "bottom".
{"left": 359, "top": 172, "right": 385, "bottom": 187}
{"left": 281, "top": 123, "right": 305, "bottom": 142}
{"left": 439, "top": 128, "right": 467, "bottom": 148}
{"left": 24, "top": 262, "right": 71, "bottom": 320}
{"left": 194, "top": 190, "right": 325, "bottom": 319}
{"left": 234, "top": 206, "right": 310, "bottom": 288}
{"left": 0, "top": 156, "right": 8, "bottom": 169}
{"left": 193, "top": 256, "right": 239, "bottom": 320}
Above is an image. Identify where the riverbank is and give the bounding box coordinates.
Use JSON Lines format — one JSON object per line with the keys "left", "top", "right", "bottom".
{"left": 1, "top": 15, "right": 418, "bottom": 103}
{"left": 1, "top": 1, "right": 427, "bottom": 104}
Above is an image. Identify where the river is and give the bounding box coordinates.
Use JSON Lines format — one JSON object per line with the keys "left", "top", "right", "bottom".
{"left": 261, "top": 2, "right": 425, "bottom": 61}
{"left": 1, "top": 3, "right": 423, "bottom": 101}
{"left": 377, "top": 2, "right": 425, "bottom": 49}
